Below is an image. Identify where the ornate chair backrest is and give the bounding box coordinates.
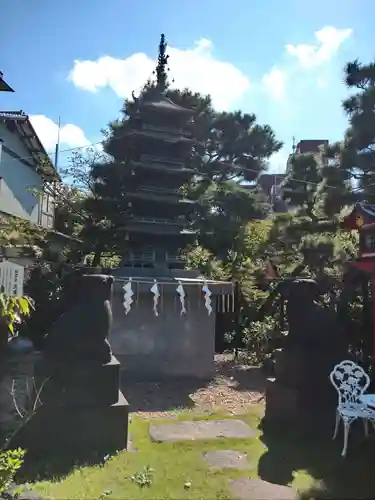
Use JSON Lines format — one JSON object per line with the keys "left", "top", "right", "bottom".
{"left": 330, "top": 360, "right": 370, "bottom": 406}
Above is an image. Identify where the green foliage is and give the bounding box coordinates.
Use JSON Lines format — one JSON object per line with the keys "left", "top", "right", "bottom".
{"left": 282, "top": 144, "right": 355, "bottom": 219}
{"left": 196, "top": 181, "right": 270, "bottom": 257}
{"left": 0, "top": 293, "right": 33, "bottom": 339}
{"left": 53, "top": 184, "right": 86, "bottom": 237}
{"left": 240, "top": 219, "right": 273, "bottom": 257}
{"left": 184, "top": 210, "right": 359, "bottom": 365}
{"left": 83, "top": 253, "right": 122, "bottom": 268}
{"left": 21, "top": 263, "right": 64, "bottom": 349}
{"left": 345, "top": 63, "right": 375, "bottom": 200}
{"left": 242, "top": 317, "right": 276, "bottom": 365}
{"left": 0, "top": 448, "right": 25, "bottom": 494}
{"left": 194, "top": 108, "right": 283, "bottom": 183}
{"left": 130, "top": 466, "right": 154, "bottom": 488}
{"left": 184, "top": 245, "right": 227, "bottom": 280}
{"left": 0, "top": 215, "right": 47, "bottom": 255}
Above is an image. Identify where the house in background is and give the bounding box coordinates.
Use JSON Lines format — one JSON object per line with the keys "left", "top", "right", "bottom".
{"left": 255, "top": 140, "right": 329, "bottom": 213}
{"left": 0, "top": 71, "right": 77, "bottom": 265}
{"left": 0, "top": 111, "right": 58, "bottom": 229}
{"left": 285, "top": 139, "right": 328, "bottom": 176}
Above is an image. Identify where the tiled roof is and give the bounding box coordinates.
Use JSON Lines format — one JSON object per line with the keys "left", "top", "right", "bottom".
{"left": 0, "top": 72, "right": 14, "bottom": 92}
{"left": 141, "top": 95, "right": 194, "bottom": 114}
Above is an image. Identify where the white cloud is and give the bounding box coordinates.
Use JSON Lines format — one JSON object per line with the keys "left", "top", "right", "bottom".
{"left": 261, "top": 26, "right": 353, "bottom": 104}
{"left": 29, "top": 115, "right": 90, "bottom": 152}
{"left": 68, "top": 38, "right": 250, "bottom": 111}
{"left": 262, "top": 67, "right": 287, "bottom": 101}
{"left": 286, "top": 26, "right": 353, "bottom": 69}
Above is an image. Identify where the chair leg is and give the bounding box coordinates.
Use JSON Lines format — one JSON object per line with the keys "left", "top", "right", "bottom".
{"left": 363, "top": 419, "right": 369, "bottom": 438}
{"left": 342, "top": 420, "right": 351, "bottom": 458}
{"left": 333, "top": 410, "right": 340, "bottom": 440}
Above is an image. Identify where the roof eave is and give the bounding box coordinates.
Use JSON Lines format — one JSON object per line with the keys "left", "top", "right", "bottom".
{"left": 0, "top": 77, "right": 14, "bottom": 92}
{"left": 0, "top": 111, "right": 60, "bottom": 182}
{"left": 140, "top": 97, "right": 194, "bottom": 115}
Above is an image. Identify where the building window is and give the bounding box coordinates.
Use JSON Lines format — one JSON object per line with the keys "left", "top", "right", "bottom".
{"left": 365, "top": 234, "right": 375, "bottom": 251}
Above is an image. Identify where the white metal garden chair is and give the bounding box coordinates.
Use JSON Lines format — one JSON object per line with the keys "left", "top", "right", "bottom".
{"left": 330, "top": 359, "right": 375, "bottom": 457}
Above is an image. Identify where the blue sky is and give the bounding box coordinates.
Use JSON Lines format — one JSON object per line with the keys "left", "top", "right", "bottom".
{"left": 1, "top": 0, "right": 374, "bottom": 172}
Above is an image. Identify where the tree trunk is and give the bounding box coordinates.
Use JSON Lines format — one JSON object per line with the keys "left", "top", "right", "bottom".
{"left": 92, "top": 248, "right": 102, "bottom": 267}
{"left": 0, "top": 320, "right": 9, "bottom": 359}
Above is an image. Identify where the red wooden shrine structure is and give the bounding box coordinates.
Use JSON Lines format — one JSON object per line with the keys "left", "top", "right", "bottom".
{"left": 342, "top": 203, "right": 375, "bottom": 361}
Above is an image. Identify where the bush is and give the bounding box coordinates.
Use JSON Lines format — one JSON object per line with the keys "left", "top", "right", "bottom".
{"left": 21, "top": 263, "right": 65, "bottom": 349}
{"left": 0, "top": 448, "right": 25, "bottom": 495}
{"left": 242, "top": 316, "right": 276, "bottom": 365}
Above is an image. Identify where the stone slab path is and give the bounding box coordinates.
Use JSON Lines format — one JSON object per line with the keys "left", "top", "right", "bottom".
{"left": 149, "top": 418, "right": 297, "bottom": 499}
{"left": 228, "top": 478, "right": 297, "bottom": 500}
{"left": 203, "top": 449, "right": 250, "bottom": 469}
{"left": 149, "top": 419, "right": 255, "bottom": 442}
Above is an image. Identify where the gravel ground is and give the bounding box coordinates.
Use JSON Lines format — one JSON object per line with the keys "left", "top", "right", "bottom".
{"left": 122, "top": 353, "right": 265, "bottom": 419}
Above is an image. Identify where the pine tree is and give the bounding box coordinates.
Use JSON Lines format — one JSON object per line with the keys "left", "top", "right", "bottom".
{"left": 84, "top": 36, "right": 282, "bottom": 265}
{"left": 341, "top": 59, "right": 375, "bottom": 201}
{"left": 282, "top": 142, "right": 354, "bottom": 219}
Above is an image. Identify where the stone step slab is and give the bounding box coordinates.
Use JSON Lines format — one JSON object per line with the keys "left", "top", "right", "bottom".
{"left": 228, "top": 478, "right": 297, "bottom": 500}
{"left": 203, "top": 449, "right": 250, "bottom": 469}
{"left": 149, "top": 419, "right": 255, "bottom": 443}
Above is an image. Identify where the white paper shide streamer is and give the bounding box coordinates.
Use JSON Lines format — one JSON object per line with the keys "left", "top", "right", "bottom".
{"left": 122, "top": 278, "right": 134, "bottom": 315}
{"left": 176, "top": 281, "right": 186, "bottom": 315}
{"left": 150, "top": 279, "right": 160, "bottom": 316}
{"left": 202, "top": 281, "right": 212, "bottom": 315}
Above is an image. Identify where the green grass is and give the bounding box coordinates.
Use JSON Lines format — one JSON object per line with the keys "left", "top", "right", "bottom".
{"left": 16, "top": 406, "right": 375, "bottom": 499}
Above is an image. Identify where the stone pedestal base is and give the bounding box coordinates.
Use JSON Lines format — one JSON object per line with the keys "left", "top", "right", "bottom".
{"left": 0, "top": 351, "right": 40, "bottom": 438}
{"left": 264, "top": 378, "right": 299, "bottom": 422}
{"left": 273, "top": 348, "right": 305, "bottom": 385}
{"left": 264, "top": 378, "right": 337, "bottom": 429}
{"left": 13, "top": 390, "right": 129, "bottom": 455}
{"left": 34, "top": 356, "right": 121, "bottom": 406}
{"left": 12, "top": 355, "right": 130, "bottom": 455}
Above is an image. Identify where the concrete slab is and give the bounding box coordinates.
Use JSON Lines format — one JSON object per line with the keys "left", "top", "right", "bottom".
{"left": 203, "top": 449, "right": 250, "bottom": 469}
{"left": 149, "top": 419, "right": 255, "bottom": 443}
{"left": 228, "top": 478, "right": 297, "bottom": 500}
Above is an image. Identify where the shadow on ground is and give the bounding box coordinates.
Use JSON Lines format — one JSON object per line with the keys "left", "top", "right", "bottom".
{"left": 16, "top": 355, "right": 265, "bottom": 483}
{"left": 16, "top": 448, "right": 111, "bottom": 483}
{"left": 119, "top": 354, "right": 265, "bottom": 414}
{"left": 258, "top": 417, "right": 375, "bottom": 499}
{"left": 120, "top": 374, "right": 209, "bottom": 413}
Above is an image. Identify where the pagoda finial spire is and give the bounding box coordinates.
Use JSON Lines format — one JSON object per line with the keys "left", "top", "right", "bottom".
{"left": 156, "top": 33, "right": 169, "bottom": 91}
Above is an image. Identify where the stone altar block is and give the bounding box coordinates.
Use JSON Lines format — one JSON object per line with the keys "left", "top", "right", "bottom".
{"left": 110, "top": 268, "right": 234, "bottom": 379}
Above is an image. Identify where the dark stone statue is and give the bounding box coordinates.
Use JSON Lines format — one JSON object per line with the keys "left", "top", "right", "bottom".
{"left": 265, "top": 278, "right": 346, "bottom": 424}
{"left": 283, "top": 278, "right": 340, "bottom": 348}
{"left": 43, "top": 273, "right": 114, "bottom": 364}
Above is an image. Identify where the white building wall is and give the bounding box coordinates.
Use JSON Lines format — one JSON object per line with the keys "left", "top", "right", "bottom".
{"left": 0, "top": 123, "right": 54, "bottom": 228}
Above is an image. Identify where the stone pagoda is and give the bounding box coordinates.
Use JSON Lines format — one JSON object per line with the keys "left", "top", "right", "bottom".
{"left": 117, "top": 34, "right": 197, "bottom": 272}
{"left": 109, "top": 35, "right": 234, "bottom": 380}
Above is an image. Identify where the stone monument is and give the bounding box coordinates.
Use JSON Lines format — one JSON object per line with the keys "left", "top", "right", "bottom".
{"left": 14, "top": 273, "right": 129, "bottom": 455}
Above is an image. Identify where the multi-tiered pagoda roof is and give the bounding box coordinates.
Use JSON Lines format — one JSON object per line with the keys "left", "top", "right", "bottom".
{"left": 117, "top": 34, "right": 198, "bottom": 269}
